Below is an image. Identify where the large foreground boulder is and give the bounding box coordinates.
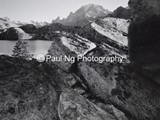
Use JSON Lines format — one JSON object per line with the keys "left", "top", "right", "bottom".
{"left": 128, "top": 0, "right": 160, "bottom": 84}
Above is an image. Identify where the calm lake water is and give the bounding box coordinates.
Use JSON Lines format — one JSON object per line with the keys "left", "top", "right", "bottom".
{"left": 0, "top": 40, "right": 53, "bottom": 57}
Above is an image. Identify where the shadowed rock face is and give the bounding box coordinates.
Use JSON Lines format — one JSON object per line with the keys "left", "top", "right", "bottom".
{"left": 128, "top": 0, "right": 160, "bottom": 86}
{"left": 128, "top": 0, "right": 160, "bottom": 70}
{"left": 20, "top": 24, "right": 37, "bottom": 34}
{"left": 127, "top": 1, "right": 160, "bottom": 118}
{"left": 128, "top": 15, "right": 160, "bottom": 67}
{"left": 112, "top": 7, "right": 132, "bottom": 19}
{"left": 128, "top": 0, "right": 160, "bottom": 17}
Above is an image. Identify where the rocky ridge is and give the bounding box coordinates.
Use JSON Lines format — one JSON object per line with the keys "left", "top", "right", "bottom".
{"left": 111, "top": 7, "right": 132, "bottom": 19}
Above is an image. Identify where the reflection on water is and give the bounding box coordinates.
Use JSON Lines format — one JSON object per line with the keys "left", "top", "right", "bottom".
{"left": 0, "top": 40, "right": 53, "bottom": 57}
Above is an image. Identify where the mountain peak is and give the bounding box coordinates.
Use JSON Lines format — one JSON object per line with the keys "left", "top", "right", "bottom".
{"left": 81, "top": 4, "right": 100, "bottom": 10}
{"left": 78, "top": 4, "right": 110, "bottom": 19}
{"left": 52, "top": 4, "right": 110, "bottom": 26}
{"left": 80, "top": 4, "right": 109, "bottom": 13}
{"left": 56, "top": 16, "right": 63, "bottom": 21}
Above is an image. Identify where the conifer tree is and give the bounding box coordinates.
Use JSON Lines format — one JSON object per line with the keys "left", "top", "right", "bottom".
{"left": 12, "top": 40, "right": 32, "bottom": 60}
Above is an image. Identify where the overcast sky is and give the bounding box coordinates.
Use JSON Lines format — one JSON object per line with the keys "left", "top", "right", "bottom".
{"left": 0, "top": 0, "right": 129, "bottom": 22}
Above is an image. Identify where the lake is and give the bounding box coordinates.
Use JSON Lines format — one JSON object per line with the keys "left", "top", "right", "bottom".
{"left": 0, "top": 40, "right": 53, "bottom": 57}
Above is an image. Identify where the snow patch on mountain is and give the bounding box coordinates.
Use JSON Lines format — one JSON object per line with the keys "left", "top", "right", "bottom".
{"left": 0, "top": 18, "right": 19, "bottom": 30}
{"left": 14, "top": 28, "right": 32, "bottom": 39}
{"left": 61, "top": 35, "right": 96, "bottom": 56}
{"left": 91, "top": 17, "right": 130, "bottom": 46}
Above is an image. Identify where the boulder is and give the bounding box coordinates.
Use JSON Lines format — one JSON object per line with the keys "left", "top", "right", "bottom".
{"left": 58, "top": 89, "right": 117, "bottom": 120}
{"left": 128, "top": 0, "right": 160, "bottom": 70}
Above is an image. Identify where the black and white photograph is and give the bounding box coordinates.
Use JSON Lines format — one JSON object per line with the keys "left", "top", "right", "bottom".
{"left": 0, "top": 0, "right": 160, "bottom": 120}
